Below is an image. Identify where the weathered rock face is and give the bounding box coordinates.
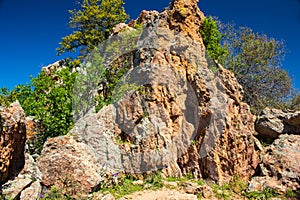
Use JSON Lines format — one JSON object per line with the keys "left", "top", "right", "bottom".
{"left": 177, "top": 64, "right": 259, "bottom": 184}
{"left": 0, "top": 101, "right": 26, "bottom": 183}
{"left": 249, "top": 134, "right": 300, "bottom": 193}
{"left": 37, "top": 0, "right": 259, "bottom": 195}
{"left": 255, "top": 107, "right": 300, "bottom": 139}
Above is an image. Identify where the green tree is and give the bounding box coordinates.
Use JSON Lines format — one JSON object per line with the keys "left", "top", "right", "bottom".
{"left": 0, "top": 84, "right": 32, "bottom": 109}
{"left": 0, "top": 64, "right": 77, "bottom": 153}
{"left": 57, "top": 0, "right": 129, "bottom": 59}
{"left": 290, "top": 93, "right": 300, "bottom": 110}
{"left": 200, "top": 16, "right": 228, "bottom": 60}
{"left": 27, "top": 66, "right": 76, "bottom": 152}
{"left": 220, "top": 25, "right": 292, "bottom": 114}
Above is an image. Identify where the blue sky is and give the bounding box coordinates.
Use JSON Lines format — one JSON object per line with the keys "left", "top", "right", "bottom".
{"left": 0, "top": 0, "right": 299, "bottom": 90}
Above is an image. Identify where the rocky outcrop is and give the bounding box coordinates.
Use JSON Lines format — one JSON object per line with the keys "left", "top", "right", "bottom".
{"left": 249, "top": 134, "right": 300, "bottom": 193}
{"left": 0, "top": 101, "right": 26, "bottom": 183}
{"left": 37, "top": 0, "right": 259, "bottom": 196}
{"left": 255, "top": 107, "right": 300, "bottom": 139}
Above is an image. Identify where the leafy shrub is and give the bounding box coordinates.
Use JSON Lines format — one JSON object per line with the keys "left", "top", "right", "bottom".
{"left": 0, "top": 64, "right": 76, "bottom": 154}
{"left": 57, "top": 0, "right": 129, "bottom": 60}
{"left": 39, "top": 185, "right": 75, "bottom": 200}
{"left": 200, "top": 16, "right": 228, "bottom": 61}
{"left": 285, "top": 189, "right": 300, "bottom": 198}
{"left": 27, "top": 66, "right": 76, "bottom": 153}
{"left": 229, "top": 175, "right": 248, "bottom": 194}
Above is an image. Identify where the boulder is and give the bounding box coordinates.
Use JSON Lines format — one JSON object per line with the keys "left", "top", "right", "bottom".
{"left": 0, "top": 101, "right": 26, "bottom": 183}
{"left": 249, "top": 134, "right": 300, "bottom": 193}
{"left": 255, "top": 107, "right": 300, "bottom": 139}
{"left": 37, "top": 136, "right": 102, "bottom": 197}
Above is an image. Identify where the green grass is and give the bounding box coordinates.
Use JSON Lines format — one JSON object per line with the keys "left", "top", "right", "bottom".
{"left": 99, "top": 173, "right": 165, "bottom": 199}
{"left": 212, "top": 183, "right": 232, "bottom": 200}
{"left": 96, "top": 172, "right": 207, "bottom": 199}
{"left": 101, "top": 178, "right": 144, "bottom": 199}
{"left": 285, "top": 189, "right": 300, "bottom": 199}
{"left": 243, "top": 187, "right": 279, "bottom": 200}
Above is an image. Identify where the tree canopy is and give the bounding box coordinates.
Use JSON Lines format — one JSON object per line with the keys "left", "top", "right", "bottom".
{"left": 218, "top": 23, "right": 292, "bottom": 114}
{"left": 57, "top": 0, "right": 129, "bottom": 58}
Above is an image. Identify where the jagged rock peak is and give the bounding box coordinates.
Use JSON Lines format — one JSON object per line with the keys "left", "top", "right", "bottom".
{"left": 166, "top": 0, "right": 205, "bottom": 43}
{"left": 169, "top": 0, "right": 199, "bottom": 10}
{"left": 132, "top": 0, "right": 205, "bottom": 44}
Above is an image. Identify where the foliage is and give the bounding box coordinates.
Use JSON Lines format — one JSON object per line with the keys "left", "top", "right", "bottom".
{"left": 38, "top": 186, "right": 75, "bottom": 200}
{"left": 0, "top": 84, "right": 32, "bottom": 108}
{"left": 57, "top": 0, "right": 129, "bottom": 60}
{"left": 72, "top": 28, "right": 142, "bottom": 115}
{"left": 289, "top": 93, "right": 300, "bottom": 110}
{"left": 228, "top": 175, "right": 248, "bottom": 194}
{"left": 100, "top": 176, "right": 144, "bottom": 199}
{"left": 285, "top": 189, "right": 300, "bottom": 198}
{"left": 243, "top": 187, "right": 279, "bottom": 200}
{"left": 219, "top": 24, "right": 292, "bottom": 114}
{"left": 200, "top": 16, "right": 228, "bottom": 61}
{"left": 28, "top": 66, "right": 76, "bottom": 153}
{"left": 212, "top": 183, "right": 232, "bottom": 200}
{"left": 98, "top": 172, "right": 164, "bottom": 199}
{"left": 0, "top": 64, "right": 76, "bottom": 153}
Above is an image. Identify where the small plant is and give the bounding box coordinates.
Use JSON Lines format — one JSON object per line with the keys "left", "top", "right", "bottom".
{"left": 285, "top": 189, "right": 300, "bottom": 198}
{"left": 144, "top": 172, "right": 164, "bottom": 190}
{"left": 212, "top": 183, "right": 232, "bottom": 200}
{"left": 39, "top": 186, "right": 75, "bottom": 200}
{"left": 243, "top": 187, "right": 279, "bottom": 200}
{"left": 229, "top": 175, "right": 248, "bottom": 194}
{"left": 165, "top": 173, "right": 205, "bottom": 188}
{"left": 99, "top": 174, "right": 143, "bottom": 198}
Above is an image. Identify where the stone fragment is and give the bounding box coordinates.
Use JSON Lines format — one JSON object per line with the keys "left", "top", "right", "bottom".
{"left": 20, "top": 181, "right": 42, "bottom": 200}
{"left": 2, "top": 178, "right": 32, "bottom": 200}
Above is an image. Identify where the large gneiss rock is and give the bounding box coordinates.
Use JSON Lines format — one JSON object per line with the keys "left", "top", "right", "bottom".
{"left": 37, "top": 0, "right": 259, "bottom": 196}
{"left": 0, "top": 101, "right": 26, "bottom": 183}
{"left": 255, "top": 107, "right": 300, "bottom": 139}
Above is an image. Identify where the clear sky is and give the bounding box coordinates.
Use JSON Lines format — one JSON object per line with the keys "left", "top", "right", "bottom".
{"left": 0, "top": 0, "right": 299, "bottom": 90}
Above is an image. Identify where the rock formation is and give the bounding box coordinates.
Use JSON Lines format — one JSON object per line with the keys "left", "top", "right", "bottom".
{"left": 0, "top": 0, "right": 299, "bottom": 199}
{"left": 35, "top": 0, "right": 259, "bottom": 196}
{"left": 249, "top": 134, "right": 300, "bottom": 193}
{"left": 0, "top": 101, "right": 26, "bottom": 183}
{"left": 255, "top": 107, "right": 300, "bottom": 139}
